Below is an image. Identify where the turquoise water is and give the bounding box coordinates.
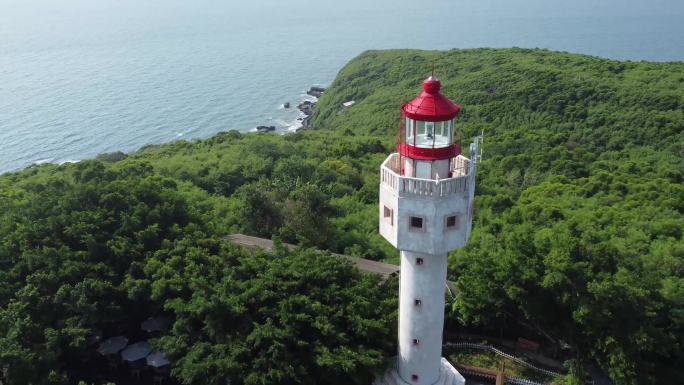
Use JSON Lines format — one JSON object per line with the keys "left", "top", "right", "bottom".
{"left": 1, "top": 0, "right": 683, "bottom": 173}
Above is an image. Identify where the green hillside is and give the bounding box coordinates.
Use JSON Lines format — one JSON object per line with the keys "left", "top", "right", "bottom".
{"left": 314, "top": 49, "right": 684, "bottom": 385}
{"left": 0, "top": 48, "right": 682, "bottom": 385}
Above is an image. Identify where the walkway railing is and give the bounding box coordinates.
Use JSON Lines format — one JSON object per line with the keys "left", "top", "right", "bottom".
{"left": 454, "top": 365, "right": 545, "bottom": 385}
{"left": 444, "top": 342, "right": 563, "bottom": 378}
{"left": 380, "top": 153, "right": 473, "bottom": 198}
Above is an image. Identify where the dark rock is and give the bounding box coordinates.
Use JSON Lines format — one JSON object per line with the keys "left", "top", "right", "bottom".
{"left": 297, "top": 100, "right": 315, "bottom": 115}
{"left": 306, "top": 86, "right": 326, "bottom": 98}
{"left": 283, "top": 102, "right": 290, "bottom": 108}
{"left": 256, "top": 125, "right": 276, "bottom": 133}
{"left": 96, "top": 151, "right": 127, "bottom": 163}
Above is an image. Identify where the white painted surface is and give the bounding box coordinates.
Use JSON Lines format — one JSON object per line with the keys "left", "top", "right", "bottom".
{"left": 397, "top": 251, "right": 447, "bottom": 385}
{"left": 438, "top": 358, "right": 467, "bottom": 385}
{"left": 379, "top": 181, "right": 470, "bottom": 255}
{"left": 377, "top": 139, "right": 480, "bottom": 385}
{"left": 404, "top": 158, "right": 414, "bottom": 177}
{"left": 432, "top": 159, "right": 450, "bottom": 180}
{"left": 416, "top": 161, "right": 432, "bottom": 179}
{"left": 374, "top": 357, "right": 466, "bottom": 385}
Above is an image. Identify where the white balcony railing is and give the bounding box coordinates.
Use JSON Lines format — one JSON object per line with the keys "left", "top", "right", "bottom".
{"left": 380, "top": 153, "right": 473, "bottom": 198}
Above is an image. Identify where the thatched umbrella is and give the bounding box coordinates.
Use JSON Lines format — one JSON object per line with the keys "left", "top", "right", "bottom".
{"left": 120, "top": 341, "right": 151, "bottom": 362}
{"left": 146, "top": 351, "right": 171, "bottom": 368}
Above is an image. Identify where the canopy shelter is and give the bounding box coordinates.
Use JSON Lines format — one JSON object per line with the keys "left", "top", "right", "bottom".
{"left": 140, "top": 315, "right": 171, "bottom": 333}
{"left": 96, "top": 336, "right": 129, "bottom": 355}
{"left": 120, "top": 341, "right": 152, "bottom": 362}
{"left": 146, "top": 351, "right": 171, "bottom": 368}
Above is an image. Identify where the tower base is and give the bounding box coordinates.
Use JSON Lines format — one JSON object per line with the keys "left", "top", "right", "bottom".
{"left": 374, "top": 358, "right": 465, "bottom": 385}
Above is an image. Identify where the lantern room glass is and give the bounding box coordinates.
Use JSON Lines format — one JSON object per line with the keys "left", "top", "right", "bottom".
{"left": 404, "top": 118, "right": 453, "bottom": 148}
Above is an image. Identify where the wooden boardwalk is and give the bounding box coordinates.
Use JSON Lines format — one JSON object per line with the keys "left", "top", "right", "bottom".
{"left": 223, "top": 234, "right": 458, "bottom": 296}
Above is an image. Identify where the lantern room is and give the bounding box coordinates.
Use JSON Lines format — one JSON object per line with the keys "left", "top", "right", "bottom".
{"left": 399, "top": 76, "right": 461, "bottom": 179}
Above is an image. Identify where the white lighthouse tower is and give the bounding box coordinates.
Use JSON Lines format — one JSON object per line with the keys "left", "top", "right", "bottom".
{"left": 377, "top": 75, "right": 478, "bottom": 385}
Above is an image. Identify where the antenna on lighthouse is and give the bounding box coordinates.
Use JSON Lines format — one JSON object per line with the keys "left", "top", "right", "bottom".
{"left": 480, "top": 130, "right": 484, "bottom": 160}
{"left": 431, "top": 63, "right": 435, "bottom": 78}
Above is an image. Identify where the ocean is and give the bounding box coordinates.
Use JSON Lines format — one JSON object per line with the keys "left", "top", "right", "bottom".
{"left": 1, "top": 0, "right": 683, "bottom": 173}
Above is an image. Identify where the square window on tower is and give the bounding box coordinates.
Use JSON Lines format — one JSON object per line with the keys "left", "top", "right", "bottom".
{"left": 412, "top": 375, "right": 419, "bottom": 382}
{"left": 409, "top": 216, "right": 424, "bottom": 230}
{"left": 445, "top": 214, "right": 459, "bottom": 230}
{"left": 383, "top": 206, "right": 393, "bottom": 225}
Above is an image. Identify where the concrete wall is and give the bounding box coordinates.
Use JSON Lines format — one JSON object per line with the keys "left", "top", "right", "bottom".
{"left": 403, "top": 158, "right": 451, "bottom": 180}
{"left": 377, "top": 140, "right": 479, "bottom": 385}
{"left": 397, "top": 251, "right": 448, "bottom": 385}
{"left": 379, "top": 184, "right": 469, "bottom": 255}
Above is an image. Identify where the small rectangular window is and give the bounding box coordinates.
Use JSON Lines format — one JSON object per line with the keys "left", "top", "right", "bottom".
{"left": 414, "top": 299, "right": 422, "bottom": 306}
{"left": 444, "top": 214, "right": 461, "bottom": 231}
{"left": 445, "top": 214, "right": 459, "bottom": 230}
{"left": 383, "top": 206, "right": 393, "bottom": 225}
{"left": 416, "top": 258, "right": 424, "bottom": 265}
{"left": 412, "top": 375, "right": 419, "bottom": 382}
{"left": 412, "top": 339, "right": 419, "bottom": 346}
{"left": 409, "top": 216, "right": 423, "bottom": 229}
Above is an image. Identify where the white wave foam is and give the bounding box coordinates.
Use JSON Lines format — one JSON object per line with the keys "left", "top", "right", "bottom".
{"left": 285, "top": 110, "right": 307, "bottom": 132}
{"left": 286, "top": 120, "right": 303, "bottom": 132}
{"left": 300, "top": 94, "right": 318, "bottom": 103}
{"left": 58, "top": 159, "right": 81, "bottom": 165}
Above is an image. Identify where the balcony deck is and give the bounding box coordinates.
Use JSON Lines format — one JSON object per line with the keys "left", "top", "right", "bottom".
{"left": 380, "top": 153, "right": 472, "bottom": 198}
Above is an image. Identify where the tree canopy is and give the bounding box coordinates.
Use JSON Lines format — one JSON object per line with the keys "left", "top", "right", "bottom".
{"left": 0, "top": 159, "right": 397, "bottom": 384}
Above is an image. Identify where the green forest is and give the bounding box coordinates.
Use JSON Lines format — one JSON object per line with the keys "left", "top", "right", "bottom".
{"left": 0, "top": 48, "right": 682, "bottom": 385}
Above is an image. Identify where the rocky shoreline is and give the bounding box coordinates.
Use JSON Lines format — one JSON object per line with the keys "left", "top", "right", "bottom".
{"left": 297, "top": 86, "right": 325, "bottom": 129}
{"left": 257, "top": 86, "right": 324, "bottom": 133}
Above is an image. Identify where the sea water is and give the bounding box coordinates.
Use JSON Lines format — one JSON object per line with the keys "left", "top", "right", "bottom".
{"left": 1, "top": 0, "right": 683, "bottom": 173}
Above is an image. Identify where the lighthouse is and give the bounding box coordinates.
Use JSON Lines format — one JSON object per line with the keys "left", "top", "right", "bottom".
{"left": 377, "top": 75, "right": 478, "bottom": 385}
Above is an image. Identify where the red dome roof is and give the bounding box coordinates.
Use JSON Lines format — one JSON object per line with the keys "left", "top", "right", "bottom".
{"left": 401, "top": 77, "right": 461, "bottom": 122}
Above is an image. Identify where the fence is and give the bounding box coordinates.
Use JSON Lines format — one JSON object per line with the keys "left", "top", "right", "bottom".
{"left": 444, "top": 342, "right": 562, "bottom": 378}
{"left": 454, "top": 366, "right": 545, "bottom": 385}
